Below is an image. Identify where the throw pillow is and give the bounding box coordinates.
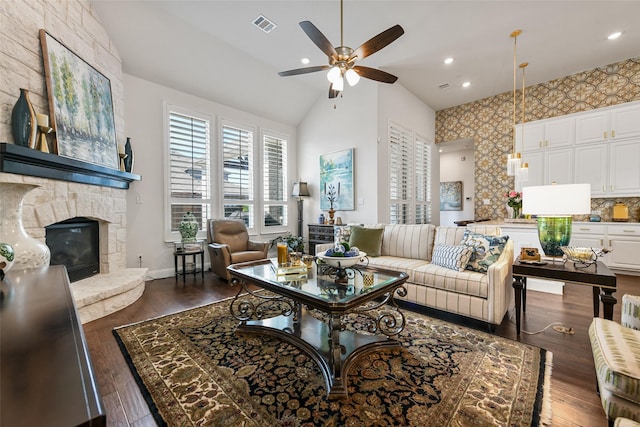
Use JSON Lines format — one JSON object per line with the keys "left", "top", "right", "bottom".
{"left": 461, "top": 230, "right": 509, "bottom": 273}
{"left": 431, "top": 244, "right": 472, "bottom": 272}
{"left": 348, "top": 226, "right": 384, "bottom": 257}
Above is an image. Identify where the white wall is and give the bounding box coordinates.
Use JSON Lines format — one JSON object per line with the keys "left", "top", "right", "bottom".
{"left": 123, "top": 74, "right": 297, "bottom": 278}
{"left": 297, "top": 79, "right": 437, "bottom": 241}
{"left": 439, "top": 148, "right": 475, "bottom": 226}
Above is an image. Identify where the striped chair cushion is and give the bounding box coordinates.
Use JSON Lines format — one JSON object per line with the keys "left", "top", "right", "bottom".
{"left": 590, "top": 317, "right": 640, "bottom": 405}
{"left": 412, "top": 263, "right": 489, "bottom": 298}
{"left": 622, "top": 294, "right": 640, "bottom": 331}
{"left": 380, "top": 224, "right": 436, "bottom": 260}
{"left": 431, "top": 244, "right": 472, "bottom": 272}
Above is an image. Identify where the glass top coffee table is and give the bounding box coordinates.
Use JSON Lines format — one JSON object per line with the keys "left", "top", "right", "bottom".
{"left": 227, "top": 258, "right": 409, "bottom": 398}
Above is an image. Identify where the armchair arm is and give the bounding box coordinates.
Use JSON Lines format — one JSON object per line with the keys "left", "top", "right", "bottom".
{"left": 315, "top": 243, "right": 333, "bottom": 254}
{"left": 621, "top": 294, "right": 640, "bottom": 330}
{"left": 248, "top": 240, "right": 269, "bottom": 257}
{"left": 485, "top": 239, "right": 514, "bottom": 325}
{"left": 208, "top": 243, "right": 232, "bottom": 279}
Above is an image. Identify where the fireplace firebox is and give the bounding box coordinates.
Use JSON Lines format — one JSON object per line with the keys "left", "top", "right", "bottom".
{"left": 46, "top": 217, "right": 100, "bottom": 282}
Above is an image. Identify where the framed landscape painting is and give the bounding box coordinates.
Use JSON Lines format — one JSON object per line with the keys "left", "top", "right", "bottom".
{"left": 440, "top": 181, "right": 463, "bottom": 211}
{"left": 40, "top": 29, "right": 119, "bottom": 170}
{"left": 320, "top": 148, "right": 354, "bottom": 211}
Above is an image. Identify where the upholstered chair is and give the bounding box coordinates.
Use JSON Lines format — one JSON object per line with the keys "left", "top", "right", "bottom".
{"left": 589, "top": 294, "right": 640, "bottom": 426}
{"left": 207, "top": 219, "right": 269, "bottom": 281}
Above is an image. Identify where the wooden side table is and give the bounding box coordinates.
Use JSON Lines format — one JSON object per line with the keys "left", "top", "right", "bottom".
{"left": 512, "top": 257, "right": 616, "bottom": 335}
{"left": 174, "top": 241, "right": 205, "bottom": 282}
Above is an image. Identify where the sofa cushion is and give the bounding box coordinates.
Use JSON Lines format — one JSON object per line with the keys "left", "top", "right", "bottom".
{"left": 461, "top": 230, "right": 509, "bottom": 273}
{"left": 365, "top": 256, "right": 430, "bottom": 283}
{"left": 431, "top": 244, "right": 472, "bottom": 272}
{"left": 381, "top": 224, "right": 436, "bottom": 260}
{"left": 412, "top": 263, "right": 489, "bottom": 298}
{"left": 349, "top": 226, "right": 384, "bottom": 257}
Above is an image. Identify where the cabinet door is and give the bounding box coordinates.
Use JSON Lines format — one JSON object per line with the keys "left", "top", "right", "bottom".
{"left": 521, "top": 151, "right": 544, "bottom": 187}
{"left": 545, "top": 148, "right": 573, "bottom": 185}
{"left": 611, "top": 103, "right": 640, "bottom": 141}
{"left": 575, "top": 144, "right": 608, "bottom": 196}
{"left": 576, "top": 111, "right": 609, "bottom": 144}
{"left": 609, "top": 140, "right": 640, "bottom": 195}
{"left": 516, "top": 122, "right": 544, "bottom": 152}
{"left": 607, "top": 238, "right": 640, "bottom": 271}
{"left": 544, "top": 117, "right": 574, "bottom": 148}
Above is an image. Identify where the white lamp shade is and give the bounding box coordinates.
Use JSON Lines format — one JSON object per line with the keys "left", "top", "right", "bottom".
{"left": 522, "top": 183, "right": 591, "bottom": 216}
{"left": 331, "top": 76, "right": 344, "bottom": 91}
{"left": 327, "top": 66, "right": 341, "bottom": 83}
{"left": 345, "top": 68, "right": 360, "bottom": 86}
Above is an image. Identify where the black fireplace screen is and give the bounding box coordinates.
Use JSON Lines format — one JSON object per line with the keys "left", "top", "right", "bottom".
{"left": 46, "top": 217, "right": 99, "bottom": 282}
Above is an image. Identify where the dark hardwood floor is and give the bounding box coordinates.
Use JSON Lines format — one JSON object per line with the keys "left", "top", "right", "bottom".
{"left": 83, "top": 271, "right": 640, "bottom": 426}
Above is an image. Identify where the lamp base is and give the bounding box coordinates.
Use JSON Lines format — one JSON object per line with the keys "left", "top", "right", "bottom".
{"left": 537, "top": 216, "right": 572, "bottom": 257}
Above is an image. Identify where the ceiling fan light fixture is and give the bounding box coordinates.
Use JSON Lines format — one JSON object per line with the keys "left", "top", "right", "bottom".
{"left": 345, "top": 68, "right": 360, "bottom": 86}
{"left": 327, "top": 66, "right": 341, "bottom": 83}
{"left": 332, "top": 76, "right": 344, "bottom": 91}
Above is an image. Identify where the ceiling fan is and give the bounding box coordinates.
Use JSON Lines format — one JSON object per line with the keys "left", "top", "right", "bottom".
{"left": 278, "top": 0, "right": 404, "bottom": 98}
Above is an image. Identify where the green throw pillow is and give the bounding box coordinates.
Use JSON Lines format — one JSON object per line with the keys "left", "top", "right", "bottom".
{"left": 348, "top": 226, "right": 384, "bottom": 257}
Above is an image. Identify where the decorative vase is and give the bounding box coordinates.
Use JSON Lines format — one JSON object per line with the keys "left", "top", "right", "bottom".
{"left": 11, "top": 88, "right": 38, "bottom": 149}
{"left": 328, "top": 208, "right": 335, "bottom": 225}
{"left": 0, "top": 183, "right": 51, "bottom": 270}
{"left": 124, "top": 137, "right": 134, "bottom": 173}
{"left": 0, "top": 243, "right": 15, "bottom": 279}
{"left": 179, "top": 212, "right": 199, "bottom": 243}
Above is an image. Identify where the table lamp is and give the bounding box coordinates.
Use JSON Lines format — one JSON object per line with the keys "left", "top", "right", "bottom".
{"left": 522, "top": 183, "right": 591, "bottom": 257}
{"left": 291, "top": 181, "right": 310, "bottom": 238}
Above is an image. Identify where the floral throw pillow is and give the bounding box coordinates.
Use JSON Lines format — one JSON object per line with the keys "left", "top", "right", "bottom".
{"left": 431, "top": 245, "right": 473, "bottom": 272}
{"left": 461, "top": 230, "right": 509, "bottom": 273}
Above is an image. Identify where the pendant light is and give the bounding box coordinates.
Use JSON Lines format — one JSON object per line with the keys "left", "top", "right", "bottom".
{"left": 506, "top": 29, "right": 522, "bottom": 176}
{"left": 518, "top": 62, "right": 529, "bottom": 181}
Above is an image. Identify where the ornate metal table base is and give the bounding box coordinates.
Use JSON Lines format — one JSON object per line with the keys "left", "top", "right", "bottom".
{"left": 230, "top": 281, "right": 407, "bottom": 398}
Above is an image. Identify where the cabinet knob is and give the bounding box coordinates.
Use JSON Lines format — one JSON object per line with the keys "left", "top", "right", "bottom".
{"left": 600, "top": 239, "right": 604, "bottom": 246}
{"left": 612, "top": 130, "right": 615, "bottom": 139}
{"left": 579, "top": 228, "right": 590, "bottom": 231}
{"left": 604, "top": 131, "right": 607, "bottom": 139}
{"left": 623, "top": 229, "right": 636, "bottom": 233}
{"left": 545, "top": 140, "right": 549, "bottom": 147}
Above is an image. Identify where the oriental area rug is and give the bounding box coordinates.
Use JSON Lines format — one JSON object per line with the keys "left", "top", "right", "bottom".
{"left": 114, "top": 295, "right": 552, "bottom": 426}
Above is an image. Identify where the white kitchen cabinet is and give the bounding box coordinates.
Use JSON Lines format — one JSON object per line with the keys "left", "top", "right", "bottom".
{"left": 606, "top": 225, "right": 640, "bottom": 272}
{"left": 574, "top": 144, "right": 608, "bottom": 196}
{"left": 516, "top": 117, "right": 574, "bottom": 151}
{"left": 521, "top": 151, "right": 544, "bottom": 187}
{"left": 609, "top": 140, "right": 640, "bottom": 196}
{"left": 576, "top": 101, "right": 640, "bottom": 144}
{"left": 545, "top": 148, "right": 573, "bottom": 185}
{"left": 571, "top": 223, "right": 609, "bottom": 264}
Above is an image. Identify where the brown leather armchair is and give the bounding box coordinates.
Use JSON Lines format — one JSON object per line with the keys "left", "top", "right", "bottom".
{"left": 207, "top": 219, "right": 269, "bottom": 280}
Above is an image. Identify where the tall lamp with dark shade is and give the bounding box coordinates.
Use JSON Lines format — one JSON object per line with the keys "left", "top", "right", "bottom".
{"left": 522, "top": 183, "right": 591, "bottom": 257}
{"left": 291, "top": 181, "right": 310, "bottom": 238}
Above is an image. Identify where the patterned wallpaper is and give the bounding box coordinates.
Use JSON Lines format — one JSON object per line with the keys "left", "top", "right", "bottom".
{"left": 435, "top": 58, "right": 640, "bottom": 221}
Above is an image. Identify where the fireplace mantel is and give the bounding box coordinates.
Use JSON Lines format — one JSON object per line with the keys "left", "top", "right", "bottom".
{"left": 0, "top": 143, "right": 141, "bottom": 189}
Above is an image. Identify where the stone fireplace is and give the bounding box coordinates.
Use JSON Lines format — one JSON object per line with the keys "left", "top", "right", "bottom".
{"left": 0, "top": 146, "right": 146, "bottom": 324}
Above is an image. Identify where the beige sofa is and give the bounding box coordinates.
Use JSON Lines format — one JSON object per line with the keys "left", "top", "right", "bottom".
{"left": 317, "top": 224, "right": 514, "bottom": 327}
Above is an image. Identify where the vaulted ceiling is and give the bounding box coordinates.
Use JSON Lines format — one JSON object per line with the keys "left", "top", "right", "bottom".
{"left": 91, "top": 1, "right": 640, "bottom": 127}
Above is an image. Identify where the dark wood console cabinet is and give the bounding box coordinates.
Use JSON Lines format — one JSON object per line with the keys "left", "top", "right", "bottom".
{"left": 308, "top": 223, "right": 336, "bottom": 255}
{"left": 1, "top": 266, "right": 106, "bottom": 427}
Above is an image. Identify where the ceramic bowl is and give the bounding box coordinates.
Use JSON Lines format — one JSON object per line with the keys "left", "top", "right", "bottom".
{"left": 316, "top": 250, "right": 367, "bottom": 268}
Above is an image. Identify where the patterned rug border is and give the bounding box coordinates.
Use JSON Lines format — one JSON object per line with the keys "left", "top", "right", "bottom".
{"left": 113, "top": 296, "right": 553, "bottom": 426}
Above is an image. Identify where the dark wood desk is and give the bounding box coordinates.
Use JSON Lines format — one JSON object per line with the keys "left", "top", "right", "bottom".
{"left": 1, "top": 266, "right": 105, "bottom": 426}
{"left": 512, "top": 257, "right": 617, "bottom": 336}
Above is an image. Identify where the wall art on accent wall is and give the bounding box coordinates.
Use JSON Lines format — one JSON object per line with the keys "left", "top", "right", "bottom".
{"left": 320, "top": 148, "right": 354, "bottom": 211}
{"left": 440, "top": 181, "right": 463, "bottom": 211}
{"left": 40, "top": 29, "right": 119, "bottom": 170}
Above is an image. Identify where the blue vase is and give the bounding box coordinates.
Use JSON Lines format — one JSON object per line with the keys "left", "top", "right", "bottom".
{"left": 11, "top": 89, "right": 38, "bottom": 148}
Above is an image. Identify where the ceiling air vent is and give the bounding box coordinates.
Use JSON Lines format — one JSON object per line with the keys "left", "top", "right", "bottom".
{"left": 438, "top": 83, "right": 450, "bottom": 90}
{"left": 253, "top": 15, "right": 276, "bottom": 34}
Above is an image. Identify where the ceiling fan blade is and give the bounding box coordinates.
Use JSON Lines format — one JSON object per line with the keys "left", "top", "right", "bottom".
{"left": 350, "top": 24, "right": 404, "bottom": 61}
{"left": 353, "top": 66, "right": 398, "bottom": 84}
{"left": 278, "top": 65, "right": 330, "bottom": 77}
{"left": 299, "top": 21, "right": 337, "bottom": 59}
{"left": 329, "top": 85, "right": 341, "bottom": 99}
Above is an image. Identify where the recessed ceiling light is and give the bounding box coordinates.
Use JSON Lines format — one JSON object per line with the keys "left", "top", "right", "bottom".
{"left": 301, "top": 58, "right": 310, "bottom": 64}
{"left": 462, "top": 81, "right": 471, "bottom": 88}
{"left": 444, "top": 57, "right": 454, "bottom": 65}
{"left": 608, "top": 31, "right": 622, "bottom": 40}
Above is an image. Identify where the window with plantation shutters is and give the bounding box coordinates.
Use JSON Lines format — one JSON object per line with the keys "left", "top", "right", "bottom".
{"left": 388, "top": 121, "right": 431, "bottom": 224}
{"left": 263, "top": 133, "right": 288, "bottom": 228}
{"left": 222, "top": 122, "right": 255, "bottom": 229}
{"left": 168, "top": 110, "right": 211, "bottom": 237}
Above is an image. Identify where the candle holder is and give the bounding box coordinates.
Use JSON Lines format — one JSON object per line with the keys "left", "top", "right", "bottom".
{"left": 119, "top": 152, "right": 128, "bottom": 172}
